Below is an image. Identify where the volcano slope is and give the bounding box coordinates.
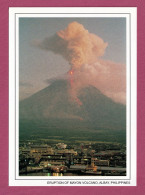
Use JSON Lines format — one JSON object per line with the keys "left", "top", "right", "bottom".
{"left": 19, "top": 80, "right": 126, "bottom": 143}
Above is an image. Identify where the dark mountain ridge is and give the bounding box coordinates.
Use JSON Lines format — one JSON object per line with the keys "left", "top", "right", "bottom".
{"left": 20, "top": 79, "right": 126, "bottom": 130}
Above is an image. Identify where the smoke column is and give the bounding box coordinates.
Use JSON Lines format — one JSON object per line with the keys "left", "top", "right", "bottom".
{"left": 35, "top": 21, "right": 126, "bottom": 104}
{"left": 57, "top": 22, "right": 108, "bottom": 70}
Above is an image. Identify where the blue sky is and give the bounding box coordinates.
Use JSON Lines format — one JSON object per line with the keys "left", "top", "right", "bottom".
{"left": 19, "top": 17, "right": 126, "bottom": 100}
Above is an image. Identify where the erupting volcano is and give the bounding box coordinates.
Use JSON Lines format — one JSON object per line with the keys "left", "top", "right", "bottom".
{"left": 36, "top": 21, "right": 126, "bottom": 106}
{"left": 19, "top": 19, "right": 126, "bottom": 141}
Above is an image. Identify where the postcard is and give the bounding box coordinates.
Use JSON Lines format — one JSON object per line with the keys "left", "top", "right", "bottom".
{"left": 9, "top": 7, "right": 137, "bottom": 186}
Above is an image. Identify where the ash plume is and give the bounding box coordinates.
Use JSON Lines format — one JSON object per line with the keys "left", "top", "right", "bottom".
{"left": 34, "top": 21, "right": 126, "bottom": 104}
{"left": 57, "top": 22, "right": 108, "bottom": 69}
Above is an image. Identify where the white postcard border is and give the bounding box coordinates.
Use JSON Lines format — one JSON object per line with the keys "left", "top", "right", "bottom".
{"left": 9, "top": 7, "right": 137, "bottom": 186}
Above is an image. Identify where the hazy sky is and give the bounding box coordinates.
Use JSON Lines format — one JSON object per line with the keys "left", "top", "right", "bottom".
{"left": 19, "top": 17, "right": 126, "bottom": 100}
